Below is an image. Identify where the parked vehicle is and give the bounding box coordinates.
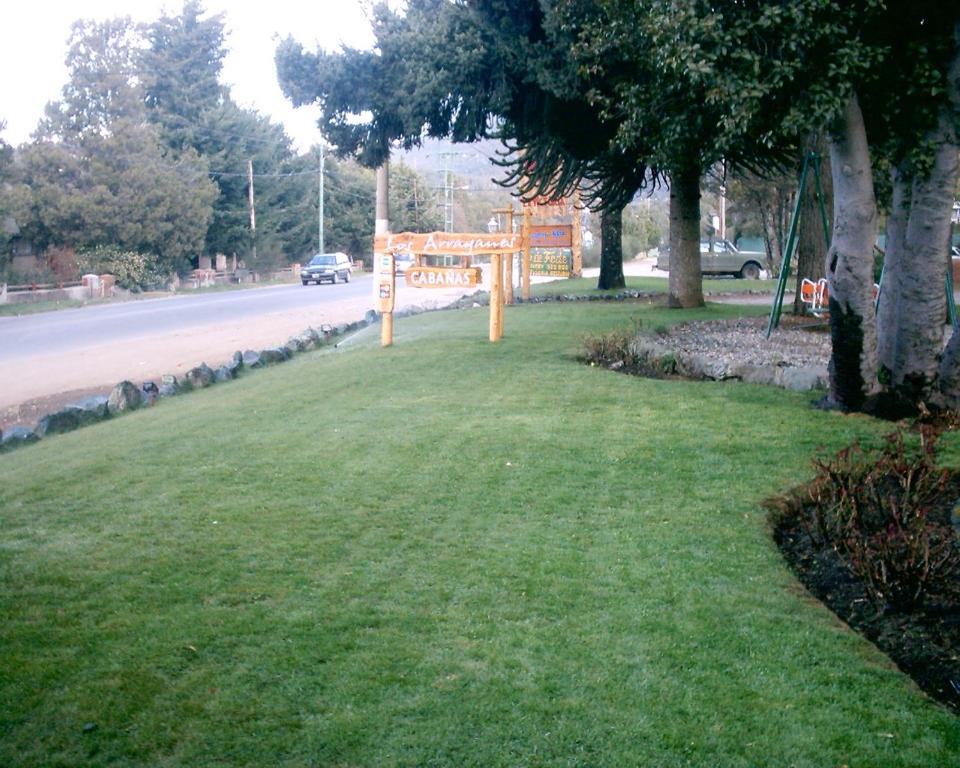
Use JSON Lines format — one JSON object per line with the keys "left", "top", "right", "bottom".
{"left": 394, "top": 254, "right": 416, "bottom": 274}
{"left": 301, "top": 252, "right": 352, "bottom": 285}
{"left": 656, "top": 240, "right": 765, "bottom": 279}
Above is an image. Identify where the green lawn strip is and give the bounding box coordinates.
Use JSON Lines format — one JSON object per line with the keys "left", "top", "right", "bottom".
{"left": 0, "top": 299, "right": 92, "bottom": 316}
{"left": 0, "top": 302, "right": 956, "bottom": 767}
{"left": 529, "top": 275, "right": 779, "bottom": 298}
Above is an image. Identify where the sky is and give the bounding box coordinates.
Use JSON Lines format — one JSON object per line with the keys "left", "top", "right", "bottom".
{"left": 0, "top": 0, "right": 378, "bottom": 152}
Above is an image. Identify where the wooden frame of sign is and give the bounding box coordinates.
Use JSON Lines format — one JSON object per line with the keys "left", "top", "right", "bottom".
{"left": 520, "top": 192, "right": 583, "bottom": 299}
{"left": 374, "top": 231, "right": 525, "bottom": 343}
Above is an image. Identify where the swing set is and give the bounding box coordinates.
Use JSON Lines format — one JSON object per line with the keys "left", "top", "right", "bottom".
{"left": 764, "top": 152, "right": 958, "bottom": 338}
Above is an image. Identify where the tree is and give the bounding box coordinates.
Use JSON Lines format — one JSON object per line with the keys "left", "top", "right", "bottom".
{"left": 275, "top": 0, "right": 641, "bottom": 290}
{"left": 142, "top": 0, "right": 228, "bottom": 152}
{"left": 389, "top": 161, "right": 444, "bottom": 234}
{"left": 37, "top": 16, "right": 145, "bottom": 141}
{"left": 870, "top": 10, "right": 960, "bottom": 413}
{"left": 11, "top": 123, "right": 216, "bottom": 275}
{"left": 13, "top": 15, "right": 217, "bottom": 274}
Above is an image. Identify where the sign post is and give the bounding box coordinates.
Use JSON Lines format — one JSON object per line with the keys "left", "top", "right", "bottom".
{"left": 372, "top": 231, "right": 522, "bottom": 344}
{"left": 489, "top": 253, "right": 501, "bottom": 342}
{"left": 492, "top": 207, "right": 516, "bottom": 305}
{"left": 572, "top": 191, "right": 583, "bottom": 278}
{"left": 376, "top": 253, "right": 396, "bottom": 347}
{"left": 521, "top": 208, "right": 532, "bottom": 301}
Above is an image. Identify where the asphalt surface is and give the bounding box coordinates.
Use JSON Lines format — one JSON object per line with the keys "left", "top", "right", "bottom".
{"left": 0, "top": 280, "right": 372, "bottom": 363}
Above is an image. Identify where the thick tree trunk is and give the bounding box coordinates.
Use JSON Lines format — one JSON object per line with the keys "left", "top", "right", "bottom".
{"left": 876, "top": 165, "right": 908, "bottom": 372}
{"left": 876, "top": 141, "right": 955, "bottom": 413}
{"left": 668, "top": 167, "right": 704, "bottom": 308}
{"left": 793, "top": 133, "right": 830, "bottom": 314}
{"left": 597, "top": 206, "right": 625, "bottom": 290}
{"left": 824, "top": 93, "right": 880, "bottom": 411}
{"left": 935, "top": 24, "right": 960, "bottom": 406}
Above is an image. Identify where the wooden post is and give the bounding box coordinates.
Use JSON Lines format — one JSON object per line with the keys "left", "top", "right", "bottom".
{"left": 521, "top": 207, "right": 532, "bottom": 301}
{"left": 489, "top": 253, "right": 503, "bottom": 342}
{"left": 377, "top": 253, "right": 396, "bottom": 347}
{"left": 381, "top": 311, "right": 394, "bottom": 347}
{"left": 572, "top": 191, "right": 583, "bottom": 278}
{"left": 504, "top": 209, "right": 515, "bottom": 305}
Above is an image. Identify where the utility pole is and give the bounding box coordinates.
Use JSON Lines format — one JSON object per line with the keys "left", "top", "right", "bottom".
{"left": 376, "top": 162, "right": 389, "bottom": 236}
{"left": 440, "top": 152, "right": 455, "bottom": 232}
{"left": 248, "top": 159, "right": 256, "bottom": 264}
{"left": 318, "top": 141, "right": 325, "bottom": 253}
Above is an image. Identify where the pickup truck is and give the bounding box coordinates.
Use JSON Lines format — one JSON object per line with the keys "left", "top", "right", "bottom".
{"left": 656, "top": 240, "right": 765, "bottom": 279}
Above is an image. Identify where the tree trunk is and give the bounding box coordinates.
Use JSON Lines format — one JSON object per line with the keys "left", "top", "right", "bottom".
{"left": 935, "top": 24, "right": 960, "bottom": 406}
{"left": 597, "top": 206, "right": 625, "bottom": 290}
{"left": 755, "top": 193, "right": 781, "bottom": 276}
{"left": 668, "top": 167, "right": 704, "bottom": 308}
{"left": 824, "top": 93, "right": 880, "bottom": 411}
{"left": 793, "top": 133, "right": 830, "bottom": 314}
{"left": 876, "top": 164, "right": 908, "bottom": 373}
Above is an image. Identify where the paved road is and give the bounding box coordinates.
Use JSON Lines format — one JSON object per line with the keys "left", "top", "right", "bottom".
{"left": 0, "top": 280, "right": 372, "bottom": 362}
{"left": 0, "top": 275, "right": 474, "bottom": 425}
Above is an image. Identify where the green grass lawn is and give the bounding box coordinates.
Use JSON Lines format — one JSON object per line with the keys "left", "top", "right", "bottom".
{"left": 1, "top": 301, "right": 956, "bottom": 767}
{"left": 530, "top": 275, "right": 779, "bottom": 298}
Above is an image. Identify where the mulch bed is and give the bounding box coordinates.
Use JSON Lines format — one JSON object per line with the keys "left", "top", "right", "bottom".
{"left": 770, "top": 479, "right": 960, "bottom": 714}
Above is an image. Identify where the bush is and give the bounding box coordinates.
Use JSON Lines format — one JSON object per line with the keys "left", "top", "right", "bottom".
{"left": 45, "top": 246, "right": 79, "bottom": 281}
{"left": 580, "top": 323, "right": 641, "bottom": 370}
{"left": 803, "top": 427, "right": 959, "bottom": 610}
{"left": 75, "top": 246, "right": 168, "bottom": 292}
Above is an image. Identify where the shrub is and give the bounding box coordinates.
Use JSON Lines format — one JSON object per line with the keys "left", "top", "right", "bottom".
{"left": 580, "top": 323, "right": 641, "bottom": 370}
{"left": 45, "top": 246, "right": 79, "bottom": 281}
{"left": 804, "top": 427, "right": 959, "bottom": 610}
{"left": 76, "top": 246, "right": 168, "bottom": 292}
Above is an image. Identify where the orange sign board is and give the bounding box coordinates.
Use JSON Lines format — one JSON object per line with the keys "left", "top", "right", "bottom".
{"left": 376, "top": 231, "right": 523, "bottom": 255}
{"left": 405, "top": 266, "right": 482, "bottom": 289}
{"left": 529, "top": 224, "right": 572, "bottom": 248}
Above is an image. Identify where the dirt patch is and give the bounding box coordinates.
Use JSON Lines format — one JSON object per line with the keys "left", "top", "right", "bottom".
{"left": 770, "top": 477, "right": 960, "bottom": 714}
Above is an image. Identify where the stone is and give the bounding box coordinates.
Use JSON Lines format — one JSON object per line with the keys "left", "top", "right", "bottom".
{"left": 242, "top": 350, "right": 263, "bottom": 368}
{"left": 228, "top": 351, "right": 244, "bottom": 376}
{"left": 258, "top": 348, "right": 288, "bottom": 365}
{"left": 140, "top": 382, "right": 160, "bottom": 406}
{"left": 214, "top": 365, "right": 233, "bottom": 383}
{"left": 781, "top": 366, "right": 829, "bottom": 391}
{"left": 107, "top": 381, "right": 143, "bottom": 414}
{"left": 283, "top": 339, "right": 302, "bottom": 356}
{"left": 67, "top": 396, "right": 110, "bottom": 422}
{"left": 739, "top": 366, "right": 779, "bottom": 387}
{"left": 1, "top": 426, "right": 39, "bottom": 452}
{"left": 364, "top": 309, "right": 379, "bottom": 324}
{"left": 183, "top": 363, "right": 215, "bottom": 389}
{"left": 36, "top": 408, "right": 82, "bottom": 437}
{"left": 295, "top": 332, "right": 317, "bottom": 351}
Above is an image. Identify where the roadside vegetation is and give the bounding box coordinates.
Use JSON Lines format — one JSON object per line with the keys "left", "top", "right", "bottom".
{"left": 1, "top": 301, "right": 956, "bottom": 767}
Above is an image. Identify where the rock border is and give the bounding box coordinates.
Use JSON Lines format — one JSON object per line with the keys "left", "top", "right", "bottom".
{"left": 0, "top": 308, "right": 384, "bottom": 454}
{"left": 0, "top": 288, "right": 787, "bottom": 454}
{"left": 623, "top": 334, "right": 829, "bottom": 391}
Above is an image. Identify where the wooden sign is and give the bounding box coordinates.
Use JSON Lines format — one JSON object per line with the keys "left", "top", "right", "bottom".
{"left": 376, "top": 231, "right": 523, "bottom": 256}
{"left": 529, "top": 224, "right": 572, "bottom": 249}
{"left": 405, "top": 266, "right": 482, "bottom": 289}
{"left": 530, "top": 248, "right": 573, "bottom": 277}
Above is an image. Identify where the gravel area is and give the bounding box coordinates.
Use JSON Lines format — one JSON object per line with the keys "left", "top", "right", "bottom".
{"left": 663, "top": 315, "right": 831, "bottom": 369}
